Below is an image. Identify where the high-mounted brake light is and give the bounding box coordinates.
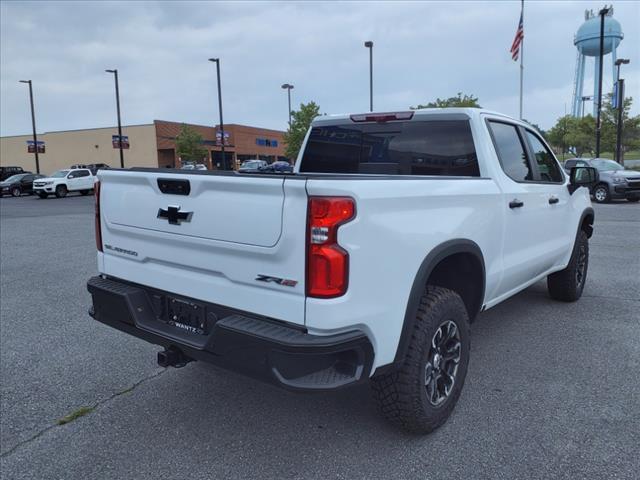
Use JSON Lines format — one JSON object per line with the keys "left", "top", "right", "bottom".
{"left": 350, "top": 111, "right": 414, "bottom": 123}
{"left": 306, "top": 197, "right": 355, "bottom": 298}
{"left": 94, "top": 180, "right": 103, "bottom": 252}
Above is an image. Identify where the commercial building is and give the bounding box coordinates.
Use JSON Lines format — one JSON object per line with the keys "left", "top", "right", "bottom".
{"left": 0, "top": 120, "right": 287, "bottom": 175}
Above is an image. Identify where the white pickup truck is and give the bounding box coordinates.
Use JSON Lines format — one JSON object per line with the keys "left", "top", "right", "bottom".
{"left": 87, "top": 108, "right": 598, "bottom": 433}
{"left": 33, "top": 168, "right": 95, "bottom": 198}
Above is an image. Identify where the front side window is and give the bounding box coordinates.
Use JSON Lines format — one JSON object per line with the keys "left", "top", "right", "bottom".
{"left": 51, "top": 170, "right": 70, "bottom": 178}
{"left": 300, "top": 120, "right": 480, "bottom": 176}
{"left": 591, "top": 159, "right": 623, "bottom": 172}
{"left": 4, "top": 174, "right": 26, "bottom": 183}
{"left": 488, "top": 121, "right": 532, "bottom": 182}
{"left": 525, "top": 131, "right": 563, "bottom": 183}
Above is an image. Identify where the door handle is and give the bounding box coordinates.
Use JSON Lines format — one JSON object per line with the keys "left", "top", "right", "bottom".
{"left": 509, "top": 199, "right": 524, "bottom": 209}
{"left": 548, "top": 196, "right": 559, "bottom": 205}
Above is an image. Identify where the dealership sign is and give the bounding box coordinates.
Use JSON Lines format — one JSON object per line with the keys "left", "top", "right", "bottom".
{"left": 26, "top": 140, "right": 45, "bottom": 153}
{"left": 216, "top": 131, "right": 230, "bottom": 146}
{"left": 112, "top": 135, "right": 130, "bottom": 149}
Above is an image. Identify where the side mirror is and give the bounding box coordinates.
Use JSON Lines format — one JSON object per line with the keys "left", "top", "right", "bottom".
{"left": 569, "top": 166, "right": 598, "bottom": 194}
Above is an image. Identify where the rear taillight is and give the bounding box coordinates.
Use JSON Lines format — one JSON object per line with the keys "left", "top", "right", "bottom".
{"left": 306, "top": 197, "right": 355, "bottom": 298}
{"left": 94, "top": 181, "right": 103, "bottom": 252}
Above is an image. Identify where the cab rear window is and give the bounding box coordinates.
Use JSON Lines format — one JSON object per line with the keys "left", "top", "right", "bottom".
{"left": 299, "top": 120, "right": 479, "bottom": 176}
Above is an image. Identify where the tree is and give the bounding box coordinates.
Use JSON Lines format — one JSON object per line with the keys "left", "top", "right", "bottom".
{"left": 545, "top": 94, "right": 640, "bottom": 160}
{"left": 566, "top": 115, "right": 597, "bottom": 157}
{"left": 547, "top": 115, "right": 597, "bottom": 158}
{"left": 411, "top": 92, "right": 481, "bottom": 110}
{"left": 600, "top": 92, "right": 640, "bottom": 160}
{"left": 176, "top": 124, "right": 207, "bottom": 163}
{"left": 546, "top": 115, "right": 573, "bottom": 159}
{"left": 283, "top": 101, "right": 321, "bottom": 160}
{"left": 523, "top": 119, "right": 546, "bottom": 138}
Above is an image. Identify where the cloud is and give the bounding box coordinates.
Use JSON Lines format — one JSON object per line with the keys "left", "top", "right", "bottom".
{"left": 1, "top": 0, "right": 638, "bottom": 137}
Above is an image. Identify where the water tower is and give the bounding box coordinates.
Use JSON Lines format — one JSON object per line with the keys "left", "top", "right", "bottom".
{"left": 571, "top": 8, "right": 623, "bottom": 117}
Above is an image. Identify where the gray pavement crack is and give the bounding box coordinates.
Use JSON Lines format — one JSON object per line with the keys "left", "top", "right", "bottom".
{"left": 0, "top": 367, "right": 167, "bottom": 459}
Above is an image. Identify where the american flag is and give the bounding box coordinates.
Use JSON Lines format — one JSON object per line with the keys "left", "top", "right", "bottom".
{"left": 510, "top": 10, "right": 524, "bottom": 61}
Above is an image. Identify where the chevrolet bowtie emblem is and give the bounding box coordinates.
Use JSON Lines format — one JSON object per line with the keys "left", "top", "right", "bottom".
{"left": 157, "top": 205, "right": 193, "bottom": 225}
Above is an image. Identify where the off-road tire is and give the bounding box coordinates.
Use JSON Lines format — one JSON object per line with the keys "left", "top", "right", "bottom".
{"left": 547, "top": 230, "right": 589, "bottom": 302}
{"left": 627, "top": 198, "right": 639, "bottom": 203}
{"left": 592, "top": 184, "right": 610, "bottom": 203}
{"left": 55, "top": 185, "right": 68, "bottom": 198}
{"left": 80, "top": 190, "right": 90, "bottom": 196}
{"left": 370, "top": 286, "right": 470, "bottom": 434}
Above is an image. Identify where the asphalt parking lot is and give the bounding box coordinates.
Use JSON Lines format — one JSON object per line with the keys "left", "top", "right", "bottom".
{"left": 1, "top": 194, "right": 638, "bottom": 479}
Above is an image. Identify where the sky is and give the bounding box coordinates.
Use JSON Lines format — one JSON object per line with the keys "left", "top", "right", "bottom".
{"left": 1, "top": 0, "right": 639, "bottom": 137}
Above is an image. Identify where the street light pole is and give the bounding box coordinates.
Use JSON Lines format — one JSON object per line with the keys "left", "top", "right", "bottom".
{"left": 281, "top": 84, "right": 294, "bottom": 127}
{"left": 615, "top": 58, "right": 630, "bottom": 166}
{"left": 595, "top": 6, "right": 610, "bottom": 158}
{"left": 19, "top": 80, "right": 40, "bottom": 174}
{"left": 364, "top": 41, "right": 373, "bottom": 112}
{"left": 581, "top": 96, "right": 592, "bottom": 118}
{"left": 208, "top": 58, "right": 226, "bottom": 170}
{"left": 105, "top": 69, "right": 124, "bottom": 168}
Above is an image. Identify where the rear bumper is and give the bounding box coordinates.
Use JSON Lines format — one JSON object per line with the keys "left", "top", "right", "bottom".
{"left": 87, "top": 276, "right": 374, "bottom": 391}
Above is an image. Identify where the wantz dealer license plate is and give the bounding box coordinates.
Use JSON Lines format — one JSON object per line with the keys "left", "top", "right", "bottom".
{"left": 166, "top": 297, "right": 207, "bottom": 335}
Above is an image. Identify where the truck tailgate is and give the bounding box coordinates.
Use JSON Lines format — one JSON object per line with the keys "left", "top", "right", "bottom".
{"left": 97, "top": 170, "right": 307, "bottom": 325}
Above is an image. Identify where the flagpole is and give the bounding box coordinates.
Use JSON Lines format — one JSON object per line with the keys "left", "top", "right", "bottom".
{"left": 519, "top": 0, "right": 524, "bottom": 119}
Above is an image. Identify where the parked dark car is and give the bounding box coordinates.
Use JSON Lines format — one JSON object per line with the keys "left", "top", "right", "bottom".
{"left": 238, "top": 160, "right": 268, "bottom": 173}
{"left": 564, "top": 158, "right": 640, "bottom": 203}
{"left": 262, "top": 161, "right": 293, "bottom": 173}
{"left": 87, "top": 163, "right": 110, "bottom": 175}
{"left": 0, "top": 166, "right": 25, "bottom": 181}
{"left": 0, "top": 173, "right": 44, "bottom": 197}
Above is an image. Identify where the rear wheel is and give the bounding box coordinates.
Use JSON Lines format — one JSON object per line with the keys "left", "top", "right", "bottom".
{"left": 80, "top": 190, "right": 90, "bottom": 196}
{"left": 547, "top": 230, "right": 589, "bottom": 302}
{"left": 371, "top": 286, "right": 470, "bottom": 434}
{"left": 55, "top": 185, "right": 67, "bottom": 198}
{"left": 11, "top": 187, "right": 21, "bottom": 197}
{"left": 627, "top": 198, "right": 639, "bottom": 203}
{"left": 593, "top": 184, "right": 610, "bottom": 203}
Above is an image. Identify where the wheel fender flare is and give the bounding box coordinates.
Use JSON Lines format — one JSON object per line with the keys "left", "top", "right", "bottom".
{"left": 577, "top": 207, "right": 595, "bottom": 239}
{"left": 389, "top": 239, "right": 486, "bottom": 369}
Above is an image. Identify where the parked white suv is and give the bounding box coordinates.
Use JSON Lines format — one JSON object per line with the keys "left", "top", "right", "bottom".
{"left": 33, "top": 168, "right": 95, "bottom": 198}
{"left": 87, "top": 108, "right": 598, "bottom": 433}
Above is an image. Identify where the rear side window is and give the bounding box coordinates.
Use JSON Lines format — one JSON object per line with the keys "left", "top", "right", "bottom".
{"left": 300, "top": 120, "right": 479, "bottom": 176}
{"left": 488, "top": 121, "right": 533, "bottom": 182}
{"left": 525, "top": 131, "right": 563, "bottom": 183}
{"left": 564, "top": 160, "right": 576, "bottom": 169}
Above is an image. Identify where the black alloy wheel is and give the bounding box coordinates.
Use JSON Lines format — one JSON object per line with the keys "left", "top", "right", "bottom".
{"left": 425, "top": 320, "right": 462, "bottom": 406}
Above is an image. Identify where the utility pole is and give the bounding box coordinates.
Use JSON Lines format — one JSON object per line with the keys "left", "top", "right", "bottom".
{"left": 208, "top": 58, "right": 226, "bottom": 170}
{"left": 364, "top": 41, "right": 373, "bottom": 112}
{"left": 281, "top": 84, "right": 294, "bottom": 127}
{"left": 105, "top": 69, "right": 124, "bottom": 168}
{"left": 19, "top": 80, "right": 40, "bottom": 174}
{"left": 615, "top": 58, "right": 629, "bottom": 166}
{"left": 595, "top": 6, "right": 610, "bottom": 158}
